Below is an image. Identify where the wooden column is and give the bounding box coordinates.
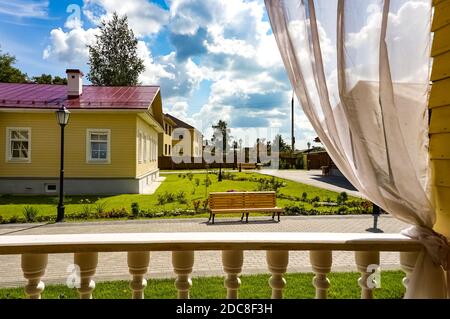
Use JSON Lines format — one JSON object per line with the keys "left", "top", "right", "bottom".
{"left": 430, "top": 0, "right": 450, "bottom": 238}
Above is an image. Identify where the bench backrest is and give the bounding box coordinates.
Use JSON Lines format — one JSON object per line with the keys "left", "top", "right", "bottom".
{"left": 209, "top": 191, "right": 276, "bottom": 209}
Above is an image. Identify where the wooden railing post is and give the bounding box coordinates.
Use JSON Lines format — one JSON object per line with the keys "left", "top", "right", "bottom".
{"left": 21, "top": 254, "right": 48, "bottom": 299}
{"left": 355, "top": 251, "right": 380, "bottom": 299}
{"left": 172, "top": 251, "right": 194, "bottom": 299}
{"left": 74, "top": 252, "right": 98, "bottom": 299}
{"left": 222, "top": 250, "right": 243, "bottom": 299}
{"left": 267, "top": 250, "right": 289, "bottom": 299}
{"left": 310, "top": 250, "right": 332, "bottom": 299}
{"left": 128, "top": 251, "right": 150, "bottom": 299}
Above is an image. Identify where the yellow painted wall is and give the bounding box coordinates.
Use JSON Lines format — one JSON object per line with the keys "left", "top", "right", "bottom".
{"left": 136, "top": 116, "right": 158, "bottom": 177}
{"left": 431, "top": 0, "right": 450, "bottom": 237}
{"left": 0, "top": 112, "right": 138, "bottom": 178}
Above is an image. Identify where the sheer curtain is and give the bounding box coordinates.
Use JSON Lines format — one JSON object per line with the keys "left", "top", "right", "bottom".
{"left": 265, "top": 0, "right": 449, "bottom": 298}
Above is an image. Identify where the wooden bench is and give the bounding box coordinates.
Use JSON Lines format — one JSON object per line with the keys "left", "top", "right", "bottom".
{"left": 239, "top": 163, "right": 257, "bottom": 170}
{"left": 208, "top": 191, "right": 284, "bottom": 224}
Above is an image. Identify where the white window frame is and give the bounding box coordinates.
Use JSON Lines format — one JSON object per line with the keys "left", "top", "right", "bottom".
{"left": 143, "top": 133, "right": 147, "bottom": 162}
{"left": 86, "top": 129, "right": 111, "bottom": 164}
{"left": 6, "top": 127, "right": 31, "bottom": 163}
{"left": 138, "top": 131, "right": 143, "bottom": 164}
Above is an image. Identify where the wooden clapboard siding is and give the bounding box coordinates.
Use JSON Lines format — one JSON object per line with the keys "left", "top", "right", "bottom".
{"left": 136, "top": 116, "right": 158, "bottom": 177}
{"left": 0, "top": 112, "right": 137, "bottom": 178}
{"left": 431, "top": 0, "right": 450, "bottom": 237}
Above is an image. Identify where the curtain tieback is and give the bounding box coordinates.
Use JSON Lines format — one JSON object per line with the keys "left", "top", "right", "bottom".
{"left": 402, "top": 226, "right": 450, "bottom": 298}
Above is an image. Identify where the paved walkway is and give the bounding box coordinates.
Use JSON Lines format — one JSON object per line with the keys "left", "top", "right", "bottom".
{"left": 0, "top": 215, "right": 410, "bottom": 288}
{"left": 259, "top": 169, "right": 364, "bottom": 198}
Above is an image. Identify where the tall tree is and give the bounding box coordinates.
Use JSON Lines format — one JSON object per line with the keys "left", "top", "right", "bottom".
{"left": 32, "top": 74, "right": 52, "bottom": 84}
{"left": 273, "top": 134, "right": 291, "bottom": 153}
{"left": 0, "top": 48, "right": 28, "bottom": 83}
{"left": 211, "top": 120, "right": 231, "bottom": 162}
{"left": 87, "top": 12, "right": 145, "bottom": 86}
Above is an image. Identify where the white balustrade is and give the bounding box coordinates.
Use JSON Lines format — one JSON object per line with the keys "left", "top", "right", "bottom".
{"left": 128, "top": 251, "right": 150, "bottom": 299}
{"left": 222, "top": 250, "right": 243, "bottom": 299}
{"left": 74, "top": 252, "right": 98, "bottom": 299}
{"left": 355, "top": 250, "right": 380, "bottom": 299}
{"left": 0, "top": 232, "right": 422, "bottom": 300}
{"left": 267, "top": 250, "right": 289, "bottom": 299}
{"left": 172, "top": 250, "right": 194, "bottom": 299}
{"left": 310, "top": 250, "right": 332, "bottom": 299}
{"left": 21, "top": 253, "right": 48, "bottom": 299}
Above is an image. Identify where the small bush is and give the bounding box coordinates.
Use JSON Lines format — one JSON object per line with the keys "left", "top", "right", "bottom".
{"left": 8, "top": 215, "right": 19, "bottom": 223}
{"left": 80, "top": 199, "right": 92, "bottom": 216}
{"left": 337, "top": 192, "right": 348, "bottom": 205}
{"left": 311, "top": 196, "right": 320, "bottom": 203}
{"left": 192, "top": 200, "right": 201, "bottom": 213}
{"left": 131, "top": 202, "right": 140, "bottom": 218}
{"left": 22, "top": 206, "right": 39, "bottom": 222}
{"left": 337, "top": 206, "right": 349, "bottom": 214}
{"left": 202, "top": 199, "right": 209, "bottom": 210}
{"left": 301, "top": 192, "right": 308, "bottom": 202}
{"left": 94, "top": 199, "right": 108, "bottom": 214}
{"left": 186, "top": 172, "right": 193, "bottom": 181}
{"left": 194, "top": 178, "right": 200, "bottom": 186}
{"left": 157, "top": 193, "right": 166, "bottom": 205}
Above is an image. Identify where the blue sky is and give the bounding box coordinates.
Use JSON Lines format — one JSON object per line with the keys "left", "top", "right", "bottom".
{"left": 0, "top": 0, "right": 318, "bottom": 147}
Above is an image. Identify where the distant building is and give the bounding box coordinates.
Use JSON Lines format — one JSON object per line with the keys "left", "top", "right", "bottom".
{"left": 164, "top": 113, "right": 203, "bottom": 158}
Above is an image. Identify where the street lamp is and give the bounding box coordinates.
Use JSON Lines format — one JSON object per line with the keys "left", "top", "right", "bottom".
{"left": 55, "top": 106, "right": 70, "bottom": 222}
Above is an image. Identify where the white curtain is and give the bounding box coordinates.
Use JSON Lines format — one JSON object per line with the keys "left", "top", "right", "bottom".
{"left": 265, "top": 0, "right": 449, "bottom": 298}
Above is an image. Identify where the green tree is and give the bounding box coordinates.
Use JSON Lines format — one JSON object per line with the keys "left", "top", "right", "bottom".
{"left": 273, "top": 134, "right": 291, "bottom": 153}
{"left": 211, "top": 120, "right": 231, "bottom": 163}
{"left": 52, "top": 76, "right": 67, "bottom": 85}
{"left": 0, "top": 49, "right": 28, "bottom": 83}
{"left": 32, "top": 74, "right": 52, "bottom": 84}
{"left": 87, "top": 12, "right": 145, "bottom": 86}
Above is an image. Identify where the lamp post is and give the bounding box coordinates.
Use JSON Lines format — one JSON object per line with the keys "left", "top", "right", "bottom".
{"left": 55, "top": 106, "right": 70, "bottom": 222}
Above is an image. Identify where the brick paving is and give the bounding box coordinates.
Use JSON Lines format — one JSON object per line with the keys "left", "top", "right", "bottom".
{"left": 0, "top": 215, "right": 411, "bottom": 288}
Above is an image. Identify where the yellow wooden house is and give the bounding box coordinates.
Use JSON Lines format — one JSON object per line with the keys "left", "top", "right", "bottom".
{"left": 0, "top": 69, "right": 164, "bottom": 195}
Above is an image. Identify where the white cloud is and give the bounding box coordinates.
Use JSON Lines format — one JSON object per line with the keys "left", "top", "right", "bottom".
{"left": 43, "top": 27, "right": 98, "bottom": 64}
{"left": 82, "top": 0, "right": 169, "bottom": 37}
{"left": 0, "top": 0, "right": 49, "bottom": 19}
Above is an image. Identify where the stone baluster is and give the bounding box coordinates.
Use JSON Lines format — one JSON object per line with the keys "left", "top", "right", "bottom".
{"left": 400, "top": 251, "right": 419, "bottom": 290}
{"left": 310, "top": 250, "right": 332, "bottom": 299}
{"left": 21, "top": 254, "right": 48, "bottom": 299}
{"left": 222, "top": 250, "right": 243, "bottom": 299}
{"left": 355, "top": 251, "right": 380, "bottom": 299}
{"left": 266, "top": 250, "right": 289, "bottom": 299}
{"left": 172, "top": 251, "right": 194, "bottom": 299}
{"left": 128, "top": 251, "right": 150, "bottom": 299}
{"left": 74, "top": 252, "right": 98, "bottom": 299}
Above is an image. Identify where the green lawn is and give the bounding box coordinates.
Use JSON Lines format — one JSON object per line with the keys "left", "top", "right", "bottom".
{"left": 0, "top": 271, "right": 404, "bottom": 299}
{"left": 0, "top": 172, "right": 367, "bottom": 223}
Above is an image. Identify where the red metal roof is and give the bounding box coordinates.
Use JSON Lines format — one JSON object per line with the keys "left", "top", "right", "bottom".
{"left": 0, "top": 83, "right": 160, "bottom": 110}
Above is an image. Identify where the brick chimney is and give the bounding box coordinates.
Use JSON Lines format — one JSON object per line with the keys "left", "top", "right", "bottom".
{"left": 66, "top": 69, "right": 83, "bottom": 97}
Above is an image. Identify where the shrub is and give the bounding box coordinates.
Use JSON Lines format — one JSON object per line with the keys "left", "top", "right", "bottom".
{"left": 192, "top": 200, "right": 201, "bottom": 213}
{"left": 311, "top": 196, "right": 320, "bottom": 203}
{"left": 131, "top": 202, "right": 140, "bottom": 218}
{"left": 166, "top": 192, "right": 175, "bottom": 203}
{"left": 202, "top": 198, "right": 209, "bottom": 210}
{"left": 80, "top": 199, "right": 92, "bottom": 216}
{"left": 337, "top": 206, "right": 349, "bottom": 214}
{"left": 337, "top": 192, "right": 348, "bottom": 205}
{"left": 186, "top": 172, "right": 193, "bottom": 181}
{"left": 176, "top": 191, "right": 187, "bottom": 204}
{"left": 157, "top": 193, "right": 166, "bottom": 205}
{"left": 9, "top": 215, "right": 19, "bottom": 223}
{"left": 194, "top": 178, "right": 200, "bottom": 186}
{"left": 204, "top": 176, "right": 211, "bottom": 187}
{"left": 22, "top": 206, "right": 39, "bottom": 222}
{"left": 94, "top": 199, "right": 108, "bottom": 214}
{"left": 301, "top": 192, "right": 308, "bottom": 202}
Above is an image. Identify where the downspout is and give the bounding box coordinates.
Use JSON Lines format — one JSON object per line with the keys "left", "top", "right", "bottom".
{"left": 430, "top": 0, "right": 450, "bottom": 237}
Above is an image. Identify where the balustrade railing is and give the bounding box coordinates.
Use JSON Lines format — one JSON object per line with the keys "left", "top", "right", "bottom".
{"left": 0, "top": 232, "right": 422, "bottom": 299}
